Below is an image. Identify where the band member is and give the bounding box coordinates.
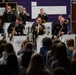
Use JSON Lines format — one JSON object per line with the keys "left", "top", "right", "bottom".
{"left": 52, "top": 15, "right": 63, "bottom": 34}
{"left": 7, "top": 17, "right": 25, "bottom": 36}
{"left": 52, "top": 18, "right": 68, "bottom": 39}
{"left": 3, "top": 6, "right": 16, "bottom": 22}
{"left": 31, "top": 17, "right": 46, "bottom": 42}
{"left": 19, "top": 7, "right": 31, "bottom": 25}
{"left": 38, "top": 8, "right": 48, "bottom": 23}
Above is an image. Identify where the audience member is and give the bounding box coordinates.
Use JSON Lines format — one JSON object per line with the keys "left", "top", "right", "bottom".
{"left": 26, "top": 53, "right": 51, "bottom": 75}
{"left": 52, "top": 67, "right": 68, "bottom": 75}
{"left": 7, "top": 54, "right": 20, "bottom": 75}
{"left": 0, "top": 43, "right": 22, "bottom": 66}
{"left": 0, "top": 43, "right": 6, "bottom": 58}
{"left": 17, "top": 40, "right": 28, "bottom": 55}
{"left": 66, "top": 38, "right": 75, "bottom": 58}
{"left": 50, "top": 42, "right": 71, "bottom": 73}
{"left": 40, "top": 37, "right": 52, "bottom": 65}
{"left": 46, "top": 39, "right": 61, "bottom": 69}
{"left": 69, "top": 59, "right": 76, "bottom": 75}
{"left": 20, "top": 42, "right": 34, "bottom": 75}
{"left": 0, "top": 39, "right": 7, "bottom": 58}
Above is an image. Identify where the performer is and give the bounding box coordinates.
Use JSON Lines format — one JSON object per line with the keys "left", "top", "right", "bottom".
{"left": 19, "top": 7, "right": 31, "bottom": 25}
{"left": 7, "top": 17, "right": 25, "bottom": 36}
{"left": 2, "top": 6, "right": 16, "bottom": 22}
{"left": 31, "top": 17, "right": 46, "bottom": 42}
{"left": 38, "top": 8, "right": 48, "bottom": 23}
{"left": 52, "top": 18, "right": 68, "bottom": 39}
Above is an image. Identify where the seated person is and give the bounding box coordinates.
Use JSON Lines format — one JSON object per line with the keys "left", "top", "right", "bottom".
{"left": 7, "top": 17, "right": 25, "bottom": 37}
{"left": 52, "top": 18, "right": 68, "bottom": 39}
{"left": 19, "top": 7, "right": 31, "bottom": 25}
{"left": 2, "top": 6, "right": 16, "bottom": 22}
{"left": 38, "top": 8, "right": 48, "bottom": 23}
{"left": 52, "top": 15, "right": 63, "bottom": 35}
{"left": 31, "top": 17, "right": 46, "bottom": 42}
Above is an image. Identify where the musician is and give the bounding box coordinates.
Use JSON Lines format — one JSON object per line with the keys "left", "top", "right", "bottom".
{"left": 3, "top": 6, "right": 16, "bottom": 22}
{"left": 7, "top": 17, "right": 25, "bottom": 36}
{"left": 52, "top": 15, "right": 63, "bottom": 34}
{"left": 38, "top": 8, "right": 48, "bottom": 23}
{"left": 31, "top": 17, "right": 46, "bottom": 42}
{"left": 52, "top": 18, "right": 68, "bottom": 39}
{"left": 19, "top": 7, "right": 31, "bottom": 25}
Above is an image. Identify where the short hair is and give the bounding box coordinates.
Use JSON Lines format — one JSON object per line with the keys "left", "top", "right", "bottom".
{"left": 66, "top": 38, "right": 74, "bottom": 47}
{"left": 42, "top": 37, "right": 52, "bottom": 50}
{"left": 16, "top": 16, "right": 22, "bottom": 22}
{"left": 40, "top": 8, "right": 44, "bottom": 11}
{"left": 21, "top": 40, "right": 28, "bottom": 48}
{"left": 36, "top": 17, "right": 42, "bottom": 20}
{"left": 5, "top": 43, "right": 15, "bottom": 53}
{"left": 25, "top": 42, "right": 33, "bottom": 51}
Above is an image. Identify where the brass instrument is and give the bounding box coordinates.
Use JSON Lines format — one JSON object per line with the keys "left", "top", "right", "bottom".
{"left": 57, "top": 25, "right": 63, "bottom": 38}
{"left": 9, "top": 24, "right": 16, "bottom": 41}
{"left": 64, "top": 19, "right": 69, "bottom": 24}
{"left": 41, "top": 20, "right": 46, "bottom": 24}
{"left": 37, "top": 24, "right": 40, "bottom": 34}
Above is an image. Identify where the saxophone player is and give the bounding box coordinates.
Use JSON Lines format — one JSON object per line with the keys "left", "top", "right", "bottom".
{"left": 31, "top": 17, "right": 46, "bottom": 42}
{"left": 52, "top": 18, "right": 68, "bottom": 39}
{"left": 7, "top": 17, "right": 25, "bottom": 36}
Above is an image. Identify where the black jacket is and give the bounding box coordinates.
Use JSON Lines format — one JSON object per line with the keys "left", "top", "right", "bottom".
{"left": 38, "top": 13, "right": 48, "bottom": 22}
{"left": 3, "top": 10, "right": 16, "bottom": 22}
{"left": 52, "top": 22, "right": 68, "bottom": 36}
{"left": 7, "top": 22, "right": 25, "bottom": 35}
{"left": 31, "top": 22, "right": 45, "bottom": 35}
{"left": 19, "top": 12, "right": 31, "bottom": 25}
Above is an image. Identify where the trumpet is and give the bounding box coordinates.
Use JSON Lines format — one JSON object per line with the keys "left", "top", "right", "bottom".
{"left": 41, "top": 20, "right": 46, "bottom": 24}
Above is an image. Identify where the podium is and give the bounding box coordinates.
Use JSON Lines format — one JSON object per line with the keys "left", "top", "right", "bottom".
{"left": 36, "top": 34, "right": 52, "bottom": 53}
{"left": 9, "top": 35, "right": 27, "bottom": 53}
{"left": 60, "top": 34, "right": 76, "bottom": 46}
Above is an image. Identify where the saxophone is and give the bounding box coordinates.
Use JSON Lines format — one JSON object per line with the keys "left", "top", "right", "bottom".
{"left": 37, "top": 24, "right": 40, "bottom": 34}
{"left": 9, "top": 24, "right": 16, "bottom": 41}
{"left": 57, "top": 25, "right": 63, "bottom": 37}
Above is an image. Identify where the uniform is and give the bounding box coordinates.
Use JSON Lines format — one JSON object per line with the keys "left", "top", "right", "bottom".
{"left": 31, "top": 22, "right": 45, "bottom": 35}
{"left": 19, "top": 12, "right": 31, "bottom": 25}
{"left": 31, "top": 22, "right": 45, "bottom": 41}
{"left": 52, "top": 22, "right": 68, "bottom": 37}
{"left": 7, "top": 22, "right": 25, "bottom": 35}
{"left": 38, "top": 13, "right": 48, "bottom": 22}
{"left": 3, "top": 10, "right": 16, "bottom": 22}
